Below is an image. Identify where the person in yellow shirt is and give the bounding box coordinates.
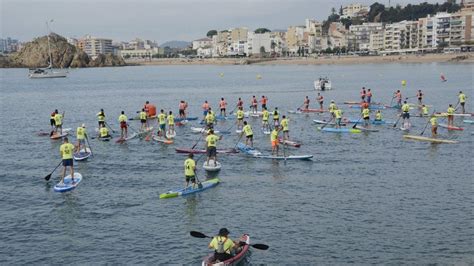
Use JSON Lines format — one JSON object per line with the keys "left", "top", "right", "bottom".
{"left": 59, "top": 137, "right": 75, "bottom": 185}
{"left": 362, "top": 107, "right": 370, "bottom": 128}
{"left": 205, "top": 129, "right": 220, "bottom": 166}
{"left": 118, "top": 111, "right": 128, "bottom": 139}
{"left": 167, "top": 111, "right": 175, "bottom": 135}
{"left": 334, "top": 108, "right": 343, "bottom": 129}
{"left": 241, "top": 121, "right": 253, "bottom": 147}
{"left": 99, "top": 125, "right": 110, "bottom": 139}
{"left": 158, "top": 109, "right": 167, "bottom": 137}
{"left": 208, "top": 228, "right": 240, "bottom": 262}
{"left": 401, "top": 101, "right": 411, "bottom": 128}
{"left": 54, "top": 110, "right": 64, "bottom": 135}
{"left": 375, "top": 110, "right": 382, "bottom": 121}
{"left": 328, "top": 100, "right": 337, "bottom": 118}
{"left": 271, "top": 126, "right": 281, "bottom": 155}
{"left": 262, "top": 107, "right": 270, "bottom": 132}
{"left": 139, "top": 108, "right": 147, "bottom": 131}
{"left": 280, "top": 115, "right": 289, "bottom": 140}
{"left": 96, "top": 109, "right": 106, "bottom": 128}
{"left": 184, "top": 153, "right": 197, "bottom": 189}
{"left": 420, "top": 105, "right": 429, "bottom": 116}
{"left": 458, "top": 91, "right": 466, "bottom": 114}
{"left": 75, "top": 124, "right": 87, "bottom": 153}
{"left": 205, "top": 108, "right": 216, "bottom": 129}
{"left": 272, "top": 107, "right": 280, "bottom": 127}
{"left": 430, "top": 115, "right": 438, "bottom": 137}
{"left": 447, "top": 104, "right": 455, "bottom": 126}
{"left": 50, "top": 110, "right": 56, "bottom": 131}
{"left": 236, "top": 107, "right": 244, "bottom": 131}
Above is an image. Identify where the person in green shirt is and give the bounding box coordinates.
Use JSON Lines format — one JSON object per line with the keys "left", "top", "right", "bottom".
{"left": 96, "top": 109, "right": 106, "bottom": 128}
{"left": 75, "top": 124, "right": 87, "bottom": 153}
{"left": 236, "top": 107, "right": 244, "bottom": 131}
{"left": 271, "top": 126, "right": 281, "bottom": 155}
{"left": 59, "top": 137, "right": 75, "bottom": 185}
{"left": 184, "top": 153, "right": 197, "bottom": 188}
{"left": 158, "top": 109, "right": 167, "bottom": 137}
{"left": 54, "top": 110, "right": 63, "bottom": 135}
{"left": 241, "top": 121, "right": 253, "bottom": 147}
{"left": 167, "top": 111, "right": 175, "bottom": 136}
{"left": 205, "top": 129, "right": 220, "bottom": 166}
{"left": 430, "top": 115, "right": 438, "bottom": 137}
{"left": 280, "top": 115, "right": 289, "bottom": 140}
{"left": 208, "top": 228, "right": 240, "bottom": 262}
{"left": 139, "top": 108, "right": 147, "bottom": 131}
{"left": 458, "top": 91, "right": 466, "bottom": 114}
{"left": 262, "top": 107, "right": 270, "bottom": 132}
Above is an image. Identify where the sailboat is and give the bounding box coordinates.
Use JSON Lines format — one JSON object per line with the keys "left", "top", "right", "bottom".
{"left": 28, "top": 20, "right": 67, "bottom": 79}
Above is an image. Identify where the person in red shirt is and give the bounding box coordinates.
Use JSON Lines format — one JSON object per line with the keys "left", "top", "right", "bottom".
{"left": 260, "top": 95, "right": 268, "bottom": 110}
{"left": 179, "top": 100, "right": 187, "bottom": 119}
{"left": 219, "top": 97, "right": 227, "bottom": 117}
{"left": 202, "top": 100, "right": 210, "bottom": 120}
{"left": 366, "top": 89, "right": 373, "bottom": 104}
{"left": 251, "top": 95, "right": 258, "bottom": 114}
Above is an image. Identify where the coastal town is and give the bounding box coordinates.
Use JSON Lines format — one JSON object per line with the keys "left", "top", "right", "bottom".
{"left": 1, "top": 0, "right": 473, "bottom": 66}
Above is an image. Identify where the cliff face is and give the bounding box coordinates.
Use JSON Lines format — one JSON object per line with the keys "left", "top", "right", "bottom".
{"left": 1, "top": 33, "right": 125, "bottom": 68}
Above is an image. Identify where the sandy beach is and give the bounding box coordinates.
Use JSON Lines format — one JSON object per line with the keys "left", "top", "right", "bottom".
{"left": 126, "top": 53, "right": 474, "bottom": 66}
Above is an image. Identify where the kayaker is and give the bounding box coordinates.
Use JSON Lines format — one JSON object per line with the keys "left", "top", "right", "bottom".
{"left": 334, "top": 108, "right": 343, "bottom": 129}
{"left": 272, "top": 107, "right": 280, "bottom": 127}
{"left": 362, "top": 106, "right": 370, "bottom": 128}
{"left": 261, "top": 95, "right": 268, "bottom": 110}
{"left": 184, "top": 153, "right": 197, "bottom": 189}
{"left": 54, "top": 110, "right": 64, "bottom": 135}
{"left": 139, "top": 108, "right": 147, "bottom": 131}
{"left": 75, "top": 124, "right": 87, "bottom": 153}
{"left": 360, "top": 87, "right": 366, "bottom": 102}
{"left": 262, "top": 107, "right": 270, "bottom": 132}
{"left": 328, "top": 100, "right": 337, "bottom": 118}
{"left": 205, "top": 129, "right": 220, "bottom": 167}
{"left": 208, "top": 228, "right": 240, "bottom": 262}
{"left": 205, "top": 108, "right": 216, "bottom": 129}
{"left": 219, "top": 97, "right": 227, "bottom": 117}
{"left": 96, "top": 109, "right": 106, "bottom": 128}
{"left": 99, "top": 124, "right": 111, "bottom": 139}
{"left": 50, "top": 110, "right": 56, "bottom": 131}
{"left": 251, "top": 95, "right": 258, "bottom": 114}
{"left": 118, "top": 111, "right": 128, "bottom": 139}
{"left": 236, "top": 107, "right": 244, "bottom": 131}
{"left": 401, "top": 101, "right": 411, "bottom": 128}
{"left": 458, "top": 91, "right": 466, "bottom": 114}
{"left": 447, "top": 104, "right": 455, "bottom": 126}
{"left": 167, "top": 111, "right": 175, "bottom": 135}
{"left": 59, "top": 137, "right": 75, "bottom": 185}
{"left": 317, "top": 93, "right": 324, "bottom": 110}
{"left": 242, "top": 121, "right": 254, "bottom": 147}
{"left": 366, "top": 89, "right": 373, "bottom": 104}
{"left": 417, "top": 90, "right": 424, "bottom": 105}
{"left": 430, "top": 115, "right": 438, "bottom": 137}
{"left": 280, "top": 115, "right": 289, "bottom": 140}
{"left": 271, "top": 126, "right": 281, "bottom": 155}
{"left": 179, "top": 100, "right": 187, "bottom": 119}
{"left": 421, "top": 105, "right": 429, "bottom": 116}
{"left": 302, "top": 96, "right": 310, "bottom": 110}
{"left": 375, "top": 110, "right": 382, "bottom": 121}
{"left": 158, "top": 109, "right": 167, "bottom": 137}
{"left": 394, "top": 90, "right": 402, "bottom": 108}
{"left": 202, "top": 100, "right": 210, "bottom": 120}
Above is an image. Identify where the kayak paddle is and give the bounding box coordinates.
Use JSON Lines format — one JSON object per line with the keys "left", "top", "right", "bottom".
{"left": 44, "top": 161, "right": 63, "bottom": 181}
{"left": 420, "top": 110, "right": 436, "bottom": 136}
{"left": 190, "top": 231, "right": 269, "bottom": 250}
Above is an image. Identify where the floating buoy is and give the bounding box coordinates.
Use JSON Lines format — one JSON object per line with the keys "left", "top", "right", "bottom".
{"left": 401, "top": 80, "right": 407, "bottom": 87}
{"left": 256, "top": 74, "right": 262, "bottom": 79}
{"left": 219, "top": 73, "right": 224, "bottom": 77}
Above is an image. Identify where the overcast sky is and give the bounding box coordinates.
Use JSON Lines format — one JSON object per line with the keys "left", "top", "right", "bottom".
{"left": 2, "top": 0, "right": 443, "bottom": 43}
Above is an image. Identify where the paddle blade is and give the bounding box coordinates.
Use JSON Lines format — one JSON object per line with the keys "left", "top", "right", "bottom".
{"left": 190, "top": 231, "right": 208, "bottom": 238}
{"left": 251, "top": 243, "right": 269, "bottom": 250}
{"left": 44, "top": 174, "right": 52, "bottom": 181}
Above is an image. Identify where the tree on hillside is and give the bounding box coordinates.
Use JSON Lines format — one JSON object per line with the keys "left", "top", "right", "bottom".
{"left": 322, "top": 13, "right": 340, "bottom": 34}
{"left": 255, "top": 28, "right": 271, "bottom": 34}
{"left": 331, "top": 7, "right": 336, "bottom": 15}
{"left": 368, "top": 2, "right": 385, "bottom": 22}
{"left": 206, "top": 30, "right": 217, "bottom": 38}
{"left": 339, "top": 5, "right": 343, "bottom": 16}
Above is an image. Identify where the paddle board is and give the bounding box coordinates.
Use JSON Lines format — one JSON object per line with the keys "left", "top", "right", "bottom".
{"left": 174, "top": 148, "right": 237, "bottom": 154}
{"left": 191, "top": 127, "right": 220, "bottom": 134}
{"left": 354, "top": 126, "right": 379, "bottom": 132}
{"left": 175, "top": 117, "right": 198, "bottom": 122}
{"left": 203, "top": 159, "right": 221, "bottom": 172}
{"left": 53, "top": 173, "right": 82, "bottom": 193}
{"left": 463, "top": 120, "right": 474, "bottom": 124}
{"left": 166, "top": 131, "right": 176, "bottom": 139}
{"left": 318, "top": 127, "right": 361, "bottom": 133}
{"left": 50, "top": 131, "right": 68, "bottom": 140}
{"left": 73, "top": 148, "right": 92, "bottom": 161}
{"left": 262, "top": 128, "right": 271, "bottom": 135}
{"left": 403, "top": 135, "right": 458, "bottom": 144}
{"left": 254, "top": 154, "right": 313, "bottom": 160}
{"left": 278, "top": 138, "right": 301, "bottom": 147}
{"left": 313, "top": 119, "right": 346, "bottom": 126}
{"left": 159, "top": 178, "right": 220, "bottom": 199}
{"left": 236, "top": 129, "right": 243, "bottom": 134}
{"left": 98, "top": 136, "right": 112, "bottom": 141}
{"left": 115, "top": 132, "right": 138, "bottom": 143}
{"left": 137, "top": 127, "right": 154, "bottom": 138}
{"left": 349, "top": 105, "right": 386, "bottom": 110}
{"left": 153, "top": 136, "right": 174, "bottom": 144}
{"left": 435, "top": 113, "right": 472, "bottom": 117}
{"left": 438, "top": 124, "right": 464, "bottom": 131}
{"left": 236, "top": 142, "right": 262, "bottom": 156}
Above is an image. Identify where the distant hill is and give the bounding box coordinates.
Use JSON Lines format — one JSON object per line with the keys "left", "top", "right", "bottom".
{"left": 160, "top": 40, "right": 191, "bottom": 49}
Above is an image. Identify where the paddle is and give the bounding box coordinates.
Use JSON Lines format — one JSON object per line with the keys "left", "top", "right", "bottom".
{"left": 229, "top": 105, "right": 238, "bottom": 115}
{"left": 44, "top": 161, "right": 62, "bottom": 181}
{"left": 393, "top": 113, "right": 402, "bottom": 128}
{"left": 320, "top": 117, "right": 334, "bottom": 129}
{"left": 295, "top": 102, "right": 305, "bottom": 111}
{"left": 389, "top": 96, "right": 395, "bottom": 107}
{"left": 454, "top": 99, "right": 460, "bottom": 111}
{"left": 420, "top": 110, "right": 436, "bottom": 136}
{"left": 352, "top": 116, "right": 363, "bottom": 129}
{"left": 189, "top": 231, "right": 269, "bottom": 250}
{"left": 85, "top": 134, "right": 93, "bottom": 157}
{"left": 105, "top": 121, "right": 116, "bottom": 133}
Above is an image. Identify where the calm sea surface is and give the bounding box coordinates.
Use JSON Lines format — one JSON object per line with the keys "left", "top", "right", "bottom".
{"left": 0, "top": 63, "right": 473, "bottom": 264}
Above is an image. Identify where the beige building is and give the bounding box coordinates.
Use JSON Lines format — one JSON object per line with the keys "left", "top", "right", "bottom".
{"left": 286, "top": 26, "right": 305, "bottom": 53}
{"left": 369, "top": 30, "right": 384, "bottom": 51}
{"left": 80, "top": 35, "right": 113, "bottom": 57}
{"left": 328, "top": 22, "right": 348, "bottom": 49}
{"left": 450, "top": 10, "right": 474, "bottom": 46}
{"left": 341, "top": 3, "right": 370, "bottom": 19}
{"left": 212, "top": 31, "right": 230, "bottom": 57}
{"left": 230, "top": 27, "right": 248, "bottom": 42}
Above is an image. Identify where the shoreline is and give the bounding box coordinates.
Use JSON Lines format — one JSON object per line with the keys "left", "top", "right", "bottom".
{"left": 126, "top": 53, "right": 474, "bottom": 66}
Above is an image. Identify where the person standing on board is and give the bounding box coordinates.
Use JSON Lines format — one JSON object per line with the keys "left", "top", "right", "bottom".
{"left": 401, "top": 101, "right": 411, "bottom": 128}
{"left": 236, "top": 107, "right": 244, "bottom": 131}
{"left": 261, "top": 95, "right": 268, "bottom": 110}
{"left": 178, "top": 100, "right": 187, "bottom": 119}
{"left": 184, "top": 153, "right": 197, "bottom": 189}
{"left": 205, "top": 108, "right": 216, "bottom": 129}
{"left": 334, "top": 108, "right": 343, "bottom": 129}
{"left": 96, "top": 109, "right": 106, "bottom": 128}
{"left": 374, "top": 110, "right": 383, "bottom": 121}
{"left": 272, "top": 107, "right": 280, "bottom": 127}
{"left": 251, "top": 95, "right": 258, "bottom": 114}
{"left": 118, "top": 111, "right": 128, "bottom": 139}
{"left": 394, "top": 90, "right": 402, "bottom": 108}
{"left": 328, "top": 100, "right": 337, "bottom": 118}
{"left": 458, "top": 91, "right": 466, "bottom": 114}
{"left": 271, "top": 126, "right": 281, "bottom": 155}
{"left": 50, "top": 110, "right": 56, "bottom": 131}
{"left": 430, "top": 115, "right": 438, "bottom": 137}
{"left": 158, "top": 109, "right": 167, "bottom": 137}
{"left": 421, "top": 105, "right": 429, "bottom": 117}
{"left": 59, "top": 137, "right": 75, "bottom": 185}
{"left": 280, "top": 115, "right": 289, "bottom": 140}
{"left": 360, "top": 87, "right": 366, "bottom": 102}
{"left": 167, "top": 111, "right": 175, "bottom": 136}
{"left": 416, "top": 90, "right": 424, "bottom": 105}
{"left": 75, "top": 124, "right": 87, "bottom": 153}
{"left": 205, "top": 129, "right": 219, "bottom": 167}
{"left": 139, "top": 108, "right": 147, "bottom": 131}
{"left": 236, "top": 97, "right": 243, "bottom": 109}
{"left": 317, "top": 93, "right": 324, "bottom": 110}
{"left": 219, "top": 97, "right": 227, "bottom": 117}
{"left": 362, "top": 106, "right": 370, "bottom": 128}
{"left": 54, "top": 110, "right": 64, "bottom": 135}
{"left": 262, "top": 107, "right": 270, "bottom": 132}
{"left": 366, "top": 89, "right": 373, "bottom": 104}
{"left": 202, "top": 100, "right": 210, "bottom": 121}
{"left": 447, "top": 104, "right": 455, "bottom": 126}
{"left": 302, "top": 96, "right": 310, "bottom": 110}
{"left": 242, "top": 121, "right": 254, "bottom": 147}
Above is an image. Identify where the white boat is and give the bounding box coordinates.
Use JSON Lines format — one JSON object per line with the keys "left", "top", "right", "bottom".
{"left": 28, "top": 20, "right": 67, "bottom": 79}
{"left": 314, "top": 77, "right": 331, "bottom": 90}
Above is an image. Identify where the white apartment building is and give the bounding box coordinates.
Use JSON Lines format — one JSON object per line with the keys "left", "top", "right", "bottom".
{"left": 212, "top": 31, "right": 231, "bottom": 57}
{"left": 81, "top": 35, "right": 113, "bottom": 57}
{"left": 228, "top": 40, "right": 247, "bottom": 56}
{"left": 192, "top": 38, "right": 212, "bottom": 50}
{"left": 369, "top": 30, "right": 384, "bottom": 51}
{"left": 118, "top": 47, "right": 162, "bottom": 58}
{"left": 247, "top": 32, "right": 271, "bottom": 55}
{"left": 270, "top": 32, "right": 287, "bottom": 56}
{"left": 341, "top": 3, "right": 370, "bottom": 19}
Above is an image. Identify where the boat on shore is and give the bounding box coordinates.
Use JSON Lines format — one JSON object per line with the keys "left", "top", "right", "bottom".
{"left": 314, "top": 77, "right": 332, "bottom": 90}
